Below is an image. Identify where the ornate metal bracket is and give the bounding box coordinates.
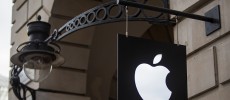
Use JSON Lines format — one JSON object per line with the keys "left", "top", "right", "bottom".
{"left": 117, "top": 0, "right": 221, "bottom": 35}
{"left": 45, "top": 0, "right": 221, "bottom": 42}
{"left": 45, "top": 0, "right": 172, "bottom": 42}
{"left": 10, "top": 65, "right": 36, "bottom": 100}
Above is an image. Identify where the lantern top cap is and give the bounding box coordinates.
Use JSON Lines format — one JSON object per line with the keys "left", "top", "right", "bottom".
{"left": 37, "top": 15, "right": 41, "bottom": 21}
{"left": 27, "top": 15, "right": 51, "bottom": 37}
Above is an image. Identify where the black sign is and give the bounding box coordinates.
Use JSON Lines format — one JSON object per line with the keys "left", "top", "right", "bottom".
{"left": 118, "top": 34, "right": 187, "bottom": 100}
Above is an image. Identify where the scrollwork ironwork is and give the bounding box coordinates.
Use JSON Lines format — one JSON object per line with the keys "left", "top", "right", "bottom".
{"left": 46, "top": 0, "right": 173, "bottom": 42}
{"left": 10, "top": 65, "right": 36, "bottom": 100}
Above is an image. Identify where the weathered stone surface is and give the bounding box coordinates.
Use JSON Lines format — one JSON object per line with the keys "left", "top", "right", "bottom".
{"left": 170, "top": 0, "right": 199, "bottom": 11}
{"left": 43, "top": 0, "right": 54, "bottom": 13}
{"left": 14, "top": 1, "right": 28, "bottom": 33}
{"left": 11, "top": 27, "right": 16, "bottom": 45}
{"left": 52, "top": 0, "right": 99, "bottom": 17}
{"left": 48, "top": 17, "right": 68, "bottom": 33}
{"left": 36, "top": 91, "right": 90, "bottom": 100}
{"left": 189, "top": 88, "right": 219, "bottom": 100}
{"left": 220, "top": 0, "right": 230, "bottom": 35}
{"left": 187, "top": 47, "right": 217, "bottom": 97}
{"left": 220, "top": 82, "right": 230, "bottom": 100}
{"left": 12, "top": 4, "right": 16, "bottom": 24}
{"left": 28, "top": 0, "right": 42, "bottom": 19}
{"left": 60, "top": 27, "right": 95, "bottom": 46}
{"left": 10, "top": 26, "right": 29, "bottom": 56}
{"left": 14, "top": 26, "right": 29, "bottom": 46}
{"left": 173, "top": 19, "right": 190, "bottom": 51}
{"left": 58, "top": 43, "right": 90, "bottom": 70}
{"left": 39, "top": 68, "right": 87, "bottom": 94}
{"left": 189, "top": 82, "right": 230, "bottom": 100}
{"left": 14, "top": 0, "right": 26, "bottom": 10}
{"left": 216, "top": 36, "right": 230, "bottom": 83}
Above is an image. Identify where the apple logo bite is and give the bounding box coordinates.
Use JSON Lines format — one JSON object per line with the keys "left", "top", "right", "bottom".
{"left": 135, "top": 54, "right": 172, "bottom": 100}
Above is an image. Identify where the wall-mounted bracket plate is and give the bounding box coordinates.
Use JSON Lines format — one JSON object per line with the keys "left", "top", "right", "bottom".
{"left": 205, "top": 5, "right": 221, "bottom": 36}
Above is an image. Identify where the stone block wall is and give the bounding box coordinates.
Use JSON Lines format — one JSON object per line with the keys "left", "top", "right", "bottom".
{"left": 171, "top": 0, "right": 230, "bottom": 99}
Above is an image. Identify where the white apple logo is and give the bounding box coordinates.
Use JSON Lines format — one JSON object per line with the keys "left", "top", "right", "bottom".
{"left": 135, "top": 54, "right": 172, "bottom": 100}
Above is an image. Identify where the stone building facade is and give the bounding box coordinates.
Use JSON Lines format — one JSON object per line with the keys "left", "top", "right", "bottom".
{"left": 9, "top": 0, "right": 230, "bottom": 100}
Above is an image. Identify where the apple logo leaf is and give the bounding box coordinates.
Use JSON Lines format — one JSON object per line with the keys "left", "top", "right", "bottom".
{"left": 153, "top": 54, "right": 162, "bottom": 64}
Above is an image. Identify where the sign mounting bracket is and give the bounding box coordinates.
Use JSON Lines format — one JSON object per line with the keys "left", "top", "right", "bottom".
{"left": 117, "top": 0, "right": 221, "bottom": 36}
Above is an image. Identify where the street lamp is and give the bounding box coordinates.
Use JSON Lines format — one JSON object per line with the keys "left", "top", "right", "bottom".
{"left": 10, "top": 16, "right": 64, "bottom": 82}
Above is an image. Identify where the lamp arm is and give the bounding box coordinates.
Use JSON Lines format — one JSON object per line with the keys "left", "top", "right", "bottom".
{"left": 117, "top": 0, "right": 219, "bottom": 23}
{"left": 44, "top": 0, "right": 172, "bottom": 42}
{"left": 44, "top": 0, "right": 221, "bottom": 43}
